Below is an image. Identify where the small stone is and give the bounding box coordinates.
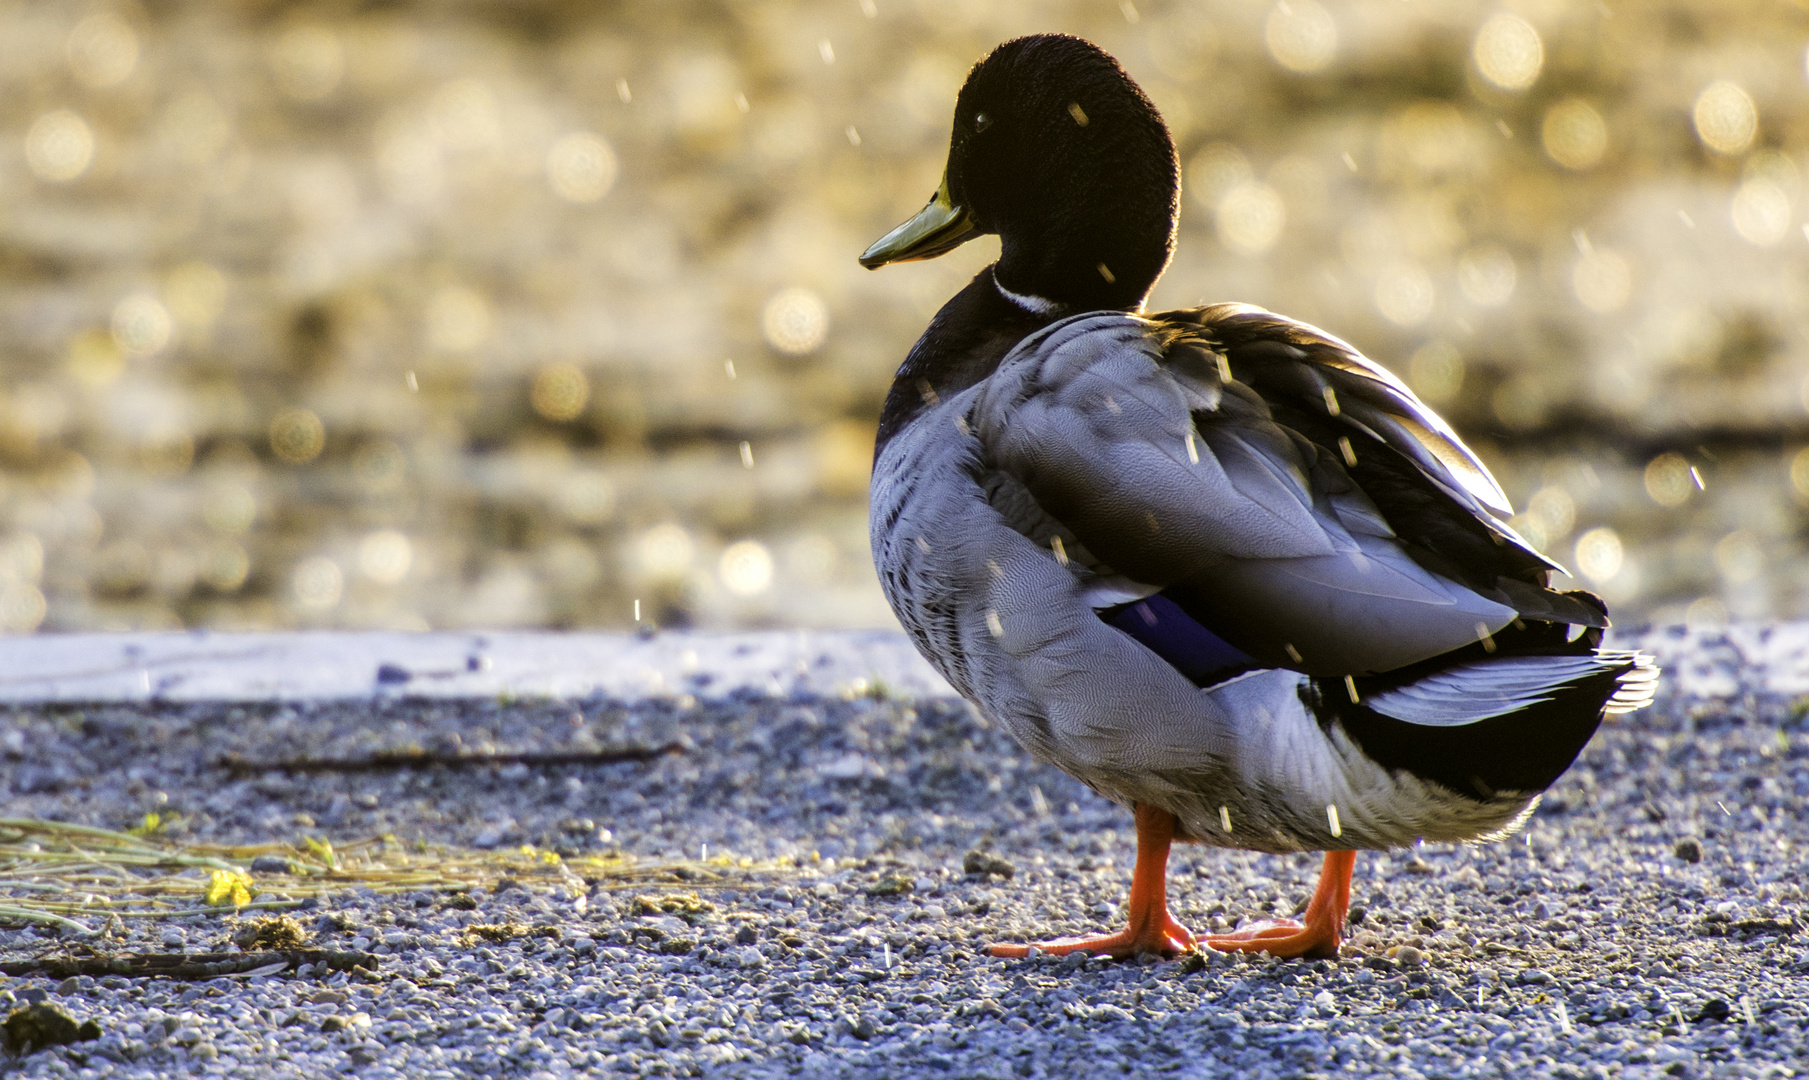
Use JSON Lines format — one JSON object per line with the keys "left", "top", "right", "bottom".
{"left": 1695, "top": 997, "right": 1731, "bottom": 1022}
{"left": 735, "top": 924, "right": 759, "bottom": 945}
{"left": 1388, "top": 944, "right": 1426, "bottom": 966}
{"left": 736, "top": 946, "right": 766, "bottom": 969}
{"left": 1674, "top": 837, "right": 1703, "bottom": 864}
{"left": 963, "top": 850, "right": 1015, "bottom": 880}
{"left": 55, "top": 977, "right": 78, "bottom": 996}
{"left": 0, "top": 1002, "right": 100, "bottom": 1055}
{"left": 250, "top": 855, "right": 296, "bottom": 875}
{"left": 1518, "top": 968, "right": 1552, "bottom": 985}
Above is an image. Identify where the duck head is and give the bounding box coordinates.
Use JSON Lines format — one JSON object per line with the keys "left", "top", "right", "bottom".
{"left": 860, "top": 34, "right": 1179, "bottom": 314}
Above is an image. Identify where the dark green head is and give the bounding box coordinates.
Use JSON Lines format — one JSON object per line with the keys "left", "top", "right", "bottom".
{"left": 862, "top": 34, "right": 1180, "bottom": 314}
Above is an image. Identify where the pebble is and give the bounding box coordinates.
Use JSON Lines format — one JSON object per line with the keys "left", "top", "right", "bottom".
{"left": 0, "top": 627, "right": 1799, "bottom": 1077}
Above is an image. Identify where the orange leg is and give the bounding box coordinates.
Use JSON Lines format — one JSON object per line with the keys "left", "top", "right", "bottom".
{"left": 1204, "top": 850, "right": 1356, "bottom": 960}
{"left": 990, "top": 803, "right": 1197, "bottom": 959}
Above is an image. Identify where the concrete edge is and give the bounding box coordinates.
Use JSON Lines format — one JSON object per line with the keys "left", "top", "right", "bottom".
{"left": 0, "top": 623, "right": 1793, "bottom": 703}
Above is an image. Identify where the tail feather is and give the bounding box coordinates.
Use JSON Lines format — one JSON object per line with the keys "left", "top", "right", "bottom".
{"left": 1316, "top": 645, "right": 1659, "bottom": 801}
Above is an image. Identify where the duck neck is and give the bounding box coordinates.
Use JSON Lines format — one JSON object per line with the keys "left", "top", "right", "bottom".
{"left": 990, "top": 161, "right": 1178, "bottom": 315}
{"left": 874, "top": 268, "right": 1048, "bottom": 453}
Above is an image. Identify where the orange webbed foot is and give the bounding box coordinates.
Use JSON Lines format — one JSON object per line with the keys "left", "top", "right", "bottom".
{"left": 990, "top": 914, "right": 1196, "bottom": 959}
{"left": 1203, "top": 918, "right": 1338, "bottom": 960}
{"left": 1202, "top": 850, "right": 1357, "bottom": 961}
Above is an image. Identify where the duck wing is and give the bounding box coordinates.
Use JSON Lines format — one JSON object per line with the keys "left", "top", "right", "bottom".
{"left": 970, "top": 304, "right": 1603, "bottom": 679}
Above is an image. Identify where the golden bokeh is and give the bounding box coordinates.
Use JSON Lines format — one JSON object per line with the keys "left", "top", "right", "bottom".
{"left": 547, "top": 133, "right": 617, "bottom": 204}
{"left": 66, "top": 13, "right": 138, "bottom": 89}
{"left": 1215, "top": 182, "right": 1286, "bottom": 255}
{"left": 1574, "top": 527, "right": 1624, "bottom": 584}
{"left": 269, "top": 409, "right": 326, "bottom": 465}
{"left": 1693, "top": 81, "right": 1757, "bottom": 156}
{"left": 1264, "top": 0, "right": 1337, "bottom": 75}
{"left": 531, "top": 364, "right": 591, "bottom": 423}
{"left": 0, "top": 3, "right": 1803, "bottom": 632}
{"left": 762, "top": 288, "right": 829, "bottom": 355}
{"left": 1542, "top": 99, "right": 1607, "bottom": 171}
{"left": 1472, "top": 13, "right": 1542, "bottom": 92}
{"left": 1644, "top": 453, "right": 1696, "bottom": 508}
{"left": 25, "top": 110, "right": 94, "bottom": 183}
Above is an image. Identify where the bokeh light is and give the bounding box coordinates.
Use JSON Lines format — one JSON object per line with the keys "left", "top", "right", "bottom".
{"left": 1215, "top": 182, "right": 1286, "bottom": 254}
{"left": 1572, "top": 249, "right": 1632, "bottom": 313}
{"left": 1264, "top": 0, "right": 1336, "bottom": 75}
{"left": 1408, "top": 341, "right": 1464, "bottom": 405}
{"left": 1574, "top": 527, "right": 1624, "bottom": 583}
{"left": 1473, "top": 13, "right": 1543, "bottom": 91}
{"left": 0, "top": 5, "right": 1804, "bottom": 634}
{"left": 719, "top": 540, "right": 774, "bottom": 597}
{"left": 531, "top": 364, "right": 590, "bottom": 422}
{"left": 425, "top": 286, "right": 491, "bottom": 353}
{"left": 1456, "top": 244, "right": 1517, "bottom": 307}
{"left": 359, "top": 530, "right": 413, "bottom": 585}
{"left": 1644, "top": 453, "right": 1696, "bottom": 508}
{"left": 1732, "top": 180, "right": 1791, "bottom": 246}
{"left": 292, "top": 556, "right": 344, "bottom": 611}
{"left": 547, "top": 132, "right": 617, "bottom": 204}
{"left": 269, "top": 409, "right": 326, "bottom": 465}
{"left": 1542, "top": 99, "right": 1607, "bottom": 171}
{"left": 269, "top": 23, "right": 344, "bottom": 102}
{"left": 1693, "top": 81, "right": 1757, "bottom": 156}
{"left": 762, "top": 287, "right": 829, "bottom": 355}
{"left": 1374, "top": 263, "right": 1434, "bottom": 327}
{"left": 25, "top": 111, "right": 94, "bottom": 183}
{"left": 110, "top": 294, "right": 172, "bottom": 359}
{"left": 66, "top": 13, "right": 139, "bottom": 89}
{"left": 635, "top": 524, "right": 695, "bottom": 581}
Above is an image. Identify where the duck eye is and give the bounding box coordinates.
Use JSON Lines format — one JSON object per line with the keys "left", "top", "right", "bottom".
{"left": 972, "top": 112, "right": 993, "bottom": 133}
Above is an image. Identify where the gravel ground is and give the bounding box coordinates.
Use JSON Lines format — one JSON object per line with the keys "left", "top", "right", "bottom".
{"left": 0, "top": 628, "right": 1805, "bottom": 1078}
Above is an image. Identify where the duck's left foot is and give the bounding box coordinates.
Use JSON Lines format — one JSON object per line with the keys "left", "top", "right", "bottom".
{"left": 990, "top": 916, "right": 1196, "bottom": 959}
{"left": 1205, "top": 850, "right": 1356, "bottom": 961}
{"left": 1204, "top": 918, "right": 1337, "bottom": 959}
{"left": 992, "top": 802, "right": 1195, "bottom": 960}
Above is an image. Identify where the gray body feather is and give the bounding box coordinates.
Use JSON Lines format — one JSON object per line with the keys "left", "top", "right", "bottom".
{"left": 871, "top": 304, "right": 1654, "bottom": 853}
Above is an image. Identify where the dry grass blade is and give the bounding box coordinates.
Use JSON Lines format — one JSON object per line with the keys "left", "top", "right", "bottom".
{"left": 0, "top": 818, "right": 804, "bottom": 934}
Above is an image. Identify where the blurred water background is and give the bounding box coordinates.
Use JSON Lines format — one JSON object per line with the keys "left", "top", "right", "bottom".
{"left": 1, "top": 0, "right": 1807, "bottom": 635}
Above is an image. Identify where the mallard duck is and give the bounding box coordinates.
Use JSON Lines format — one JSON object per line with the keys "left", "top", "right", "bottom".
{"left": 859, "top": 34, "right": 1657, "bottom": 960}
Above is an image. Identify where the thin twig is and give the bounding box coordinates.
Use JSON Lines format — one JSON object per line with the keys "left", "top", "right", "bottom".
{"left": 215, "top": 743, "right": 685, "bottom": 775}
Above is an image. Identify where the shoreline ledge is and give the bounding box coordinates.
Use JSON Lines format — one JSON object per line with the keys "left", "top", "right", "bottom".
{"left": 0, "top": 623, "right": 1790, "bottom": 703}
